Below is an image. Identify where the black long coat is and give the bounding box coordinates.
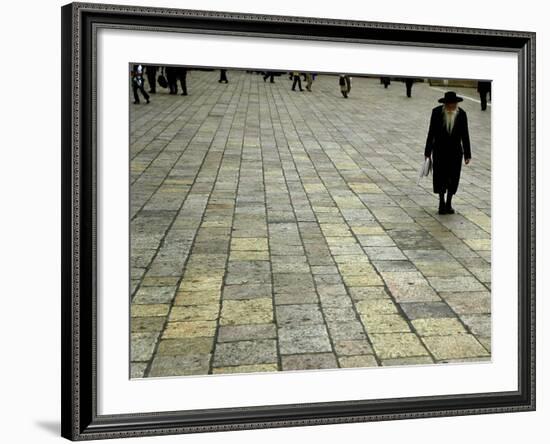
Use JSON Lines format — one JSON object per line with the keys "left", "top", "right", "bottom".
{"left": 424, "top": 105, "right": 471, "bottom": 195}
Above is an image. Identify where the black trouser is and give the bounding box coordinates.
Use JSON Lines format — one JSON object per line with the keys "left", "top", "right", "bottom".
{"left": 166, "top": 67, "right": 177, "bottom": 94}
{"left": 132, "top": 80, "right": 149, "bottom": 103}
{"left": 146, "top": 66, "right": 157, "bottom": 93}
{"left": 292, "top": 75, "right": 302, "bottom": 91}
{"left": 263, "top": 72, "right": 274, "bottom": 83}
{"left": 219, "top": 69, "right": 228, "bottom": 83}
{"left": 176, "top": 68, "right": 187, "bottom": 95}
{"left": 479, "top": 91, "right": 488, "bottom": 110}
{"left": 405, "top": 79, "right": 413, "bottom": 97}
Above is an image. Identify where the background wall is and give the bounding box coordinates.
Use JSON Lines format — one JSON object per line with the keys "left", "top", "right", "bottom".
{"left": 0, "top": 0, "right": 545, "bottom": 442}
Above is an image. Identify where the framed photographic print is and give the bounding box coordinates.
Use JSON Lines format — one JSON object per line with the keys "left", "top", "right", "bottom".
{"left": 61, "top": 2, "right": 536, "bottom": 440}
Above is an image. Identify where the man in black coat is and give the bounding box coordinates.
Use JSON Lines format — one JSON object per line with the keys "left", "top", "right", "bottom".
{"left": 424, "top": 91, "right": 471, "bottom": 214}
{"left": 477, "top": 80, "right": 491, "bottom": 111}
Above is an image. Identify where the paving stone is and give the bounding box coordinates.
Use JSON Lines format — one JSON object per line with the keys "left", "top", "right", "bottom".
{"left": 427, "top": 276, "right": 486, "bottom": 293}
{"left": 229, "top": 250, "right": 270, "bottom": 261}
{"left": 275, "top": 304, "right": 324, "bottom": 325}
{"left": 223, "top": 284, "right": 272, "bottom": 300}
{"left": 274, "top": 291, "right": 319, "bottom": 305}
{"left": 213, "top": 339, "right": 278, "bottom": 367}
{"left": 212, "top": 364, "right": 278, "bottom": 374}
{"left": 173, "top": 290, "right": 221, "bottom": 306}
{"left": 220, "top": 298, "right": 273, "bottom": 325}
{"left": 157, "top": 337, "right": 213, "bottom": 355}
{"left": 130, "top": 363, "right": 148, "bottom": 378}
{"left": 149, "top": 354, "right": 211, "bottom": 377}
{"left": 133, "top": 286, "right": 177, "bottom": 304}
{"left": 372, "top": 260, "right": 417, "bottom": 272}
{"left": 459, "top": 314, "right": 492, "bottom": 337}
{"left": 162, "top": 321, "right": 217, "bottom": 339}
{"left": 348, "top": 286, "right": 391, "bottom": 301}
{"left": 169, "top": 305, "right": 219, "bottom": 322}
{"left": 131, "top": 317, "right": 165, "bottom": 333}
{"left": 131, "top": 304, "right": 171, "bottom": 318}
{"left": 356, "top": 299, "right": 398, "bottom": 316}
{"left": 231, "top": 237, "right": 269, "bottom": 251}
{"left": 399, "top": 302, "right": 456, "bottom": 319}
{"left": 370, "top": 333, "right": 430, "bottom": 359}
{"left": 412, "top": 318, "right": 467, "bottom": 336}
{"left": 422, "top": 334, "right": 490, "bottom": 360}
{"left": 282, "top": 353, "right": 339, "bottom": 371}
{"left": 361, "top": 314, "right": 411, "bottom": 333}
{"left": 326, "top": 321, "right": 367, "bottom": 340}
{"left": 381, "top": 272, "right": 440, "bottom": 302}
{"left": 217, "top": 323, "right": 277, "bottom": 342}
{"left": 440, "top": 291, "right": 491, "bottom": 314}
{"left": 338, "top": 355, "right": 379, "bottom": 368}
{"left": 333, "top": 339, "right": 373, "bottom": 356}
{"left": 131, "top": 332, "right": 160, "bottom": 362}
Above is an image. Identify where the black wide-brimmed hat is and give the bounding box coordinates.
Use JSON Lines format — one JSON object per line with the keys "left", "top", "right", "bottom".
{"left": 438, "top": 91, "right": 463, "bottom": 103}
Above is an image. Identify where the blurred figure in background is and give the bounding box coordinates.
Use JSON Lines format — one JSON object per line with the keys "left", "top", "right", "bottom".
{"left": 176, "top": 66, "right": 188, "bottom": 95}
{"left": 381, "top": 76, "right": 391, "bottom": 88}
{"left": 477, "top": 80, "right": 491, "bottom": 111}
{"left": 219, "top": 69, "right": 228, "bottom": 83}
{"left": 291, "top": 71, "right": 304, "bottom": 91}
{"left": 165, "top": 66, "right": 177, "bottom": 95}
{"left": 339, "top": 74, "right": 351, "bottom": 98}
{"left": 145, "top": 65, "right": 158, "bottom": 94}
{"left": 131, "top": 64, "right": 150, "bottom": 104}
{"left": 263, "top": 71, "right": 275, "bottom": 83}
{"left": 305, "top": 73, "right": 313, "bottom": 91}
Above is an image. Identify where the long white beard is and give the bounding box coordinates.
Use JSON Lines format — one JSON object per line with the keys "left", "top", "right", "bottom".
{"left": 443, "top": 108, "right": 458, "bottom": 133}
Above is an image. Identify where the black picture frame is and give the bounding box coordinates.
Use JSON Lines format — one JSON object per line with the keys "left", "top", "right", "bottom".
{"left": 61, "top": 2, "right": 536, "bottom": 440}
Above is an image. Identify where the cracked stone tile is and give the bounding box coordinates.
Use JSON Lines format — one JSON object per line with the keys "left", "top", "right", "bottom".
{"left": 220, "top": 298, "right": 273, "bottom": 325}
{"left": 213, "top": 339, "right": 277, "bottom": 367}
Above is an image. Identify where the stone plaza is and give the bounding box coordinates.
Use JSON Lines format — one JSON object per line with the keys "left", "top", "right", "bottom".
{"left": 129, "top": 70, "right": 491, "bottom": 378}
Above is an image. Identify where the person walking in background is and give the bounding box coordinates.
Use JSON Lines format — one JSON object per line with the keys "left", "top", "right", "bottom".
{"left": 477, "top": 80, "right": 491, "bottom": 111}
{"left": 263, "top": 71, "right": 275, "bottom": 83}
{"left": 165, "top": 66, "right": 177, "bottom": 95}
{"left": 145, "top": 65, "right": 158, "bottom": 94}
{"left": 131, "top": 64, "right": 150, "bottom": 104}
{"left": 291, "top": 71, "right": 304, "bottom": 91}
{"left": 219, "top": 69, "right": 228, "bottom": 83}
{"left": 404, "top": 78, "right": 415, "bottom": 98}
{"left": 424, "top": 91, "right": 471, "bottom": 215}
{"left": 381, "top": 76, "right": 391, "bottom": 88}
{"left": 305, "top": 72, "right": 313, "bottom": 91}
{"left": 176, "top": 66, "right": 188, "bottom": 95}
{"left": 339, "top": 74, "right": 351, "bottom": 98}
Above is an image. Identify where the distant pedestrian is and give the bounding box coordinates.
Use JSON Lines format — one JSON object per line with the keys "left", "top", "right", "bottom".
{"left": 176, "top": 67, "right": 188, "bottom": 95}
{"left": 381, "top": 77, "right": 391, "bottom": 88}
{"left": 165, "top": 66, "right": 177, "bottom": 95}
{"left": 219, "top": 69, "right": 228, "bottom": 83}
{"left": 477, "top": 81, "right": 491, "bottom": 111}
{"left": 305, "top": 73, "right": 313, "bottom": 91}
{"left": 404, "top": 78, "right": 415, "bottom": 97}
{"left": 145, "top": 65, "right": 158, "bottom": 93}
{"left": 339, "top": 74, "right": 351, "bottom": 98}
{"left": 263, "top": 71, "right": 275, "bottom": 83}
{"left": 131, "top": 64, "right": 150, "bottom": 104}
{"left": 291, "top": 71, "right": 304, "bottom": 91}
{"left": 424, "top": 91, "right": 472, "bottom": 215}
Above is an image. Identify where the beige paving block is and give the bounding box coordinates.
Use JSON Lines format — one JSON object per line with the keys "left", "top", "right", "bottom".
{"left": 231, "top": 238, "right": 269, "bottom": 251}
{"left": 157, "top": 337, "right": 213, "bottom": 355}
{"left": 212, "top": 364, "right": 279, "bottom": 374}
{"left": 361, "top": 314, "right": 411, "bottom": 333}
{"left": 229, "top": 250, "right": 270, "bottom": 261}
{"left": 412, "top": 318, "right": 467, "bottom": 336}
{"left": 179, "top": 276, "right": 223, "bottom": 292}
{"left": 422, "top": 334, "right": 490, "bottom": 360}
{"left": 338, "top": 263, "right": 377, "bottom": 275}
{"left": 343, "top": 273, "right": 383, "bottom": 287}
{"left": 173, "top": 290, "right": 221, "bottom": 306}
{"left": 339, "top": 355, "right": 379, "bottom": 368}
{"left": 355, "top": 299, "right": 398, "bottom": 316}
{"left": 169, "top": 304, "right": 220, "bottom": 322}
{"left": 370, "top": 333, "right": 430, "bottom": 359}
{"left": 350, "top": 225, "right": 385, "bottom": 235}
{"left": 162, "top": 321, "right": 217, "bottom": 339}
{"left": 464, "top": 239, "right": 492, "bottom": 251}
{"left": 220, "top": 298, "right": 273, "bottom": 325}
{"left": 131, "top": 304, "right": 170, "bottom": 318}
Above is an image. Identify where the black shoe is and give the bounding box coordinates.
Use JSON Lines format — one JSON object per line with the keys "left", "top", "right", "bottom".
{"left": 133, "top": 101, "right": 140, "bottom": 104}
{"left": 146, "top": 98, "right": 150, "bottom": 104}
{"left": 445, "top": 205, "right": 455, "bottom": 214}
{"left": 181, "top": 92, "right": 187, "bottom": 96}
{"left": 438, "top": 203, "right": 446, "bottom": 215}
